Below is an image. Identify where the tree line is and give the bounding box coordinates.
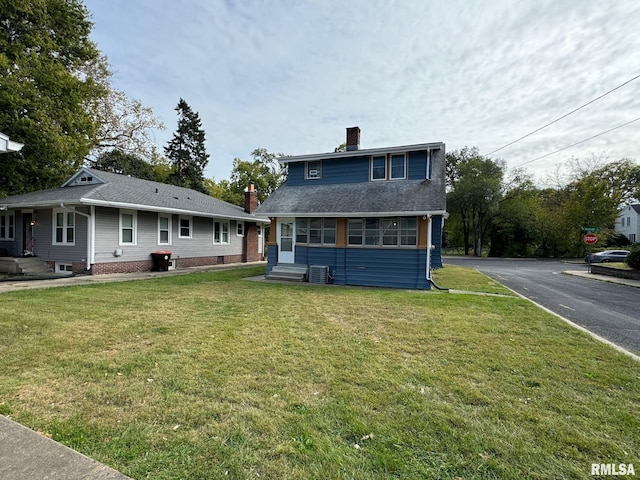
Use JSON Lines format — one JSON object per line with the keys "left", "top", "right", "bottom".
{"left": 446, "top": 147, "right": 640, "bottom": 257}
{"left": 0, "top": 0, "right": 285, "bottom": 203}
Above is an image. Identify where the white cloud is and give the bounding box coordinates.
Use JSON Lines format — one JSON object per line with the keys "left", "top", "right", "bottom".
{"left": 87, "top": 0, "right": 640, "bottom": 183}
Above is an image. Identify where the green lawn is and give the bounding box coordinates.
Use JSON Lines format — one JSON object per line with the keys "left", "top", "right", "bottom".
{"left": 0, "top": 266, "right": 638, "bottom": 479}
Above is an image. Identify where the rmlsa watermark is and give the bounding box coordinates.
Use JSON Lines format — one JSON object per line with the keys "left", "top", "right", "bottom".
{"left": 591, "top": 463, "right": 635, "bottom": 476}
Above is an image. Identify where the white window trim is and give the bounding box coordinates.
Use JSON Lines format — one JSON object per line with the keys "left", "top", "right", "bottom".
{"left": 236, "top": 221, "right": 244, "bottom": 237}
{"left": 390, "top": 153, "right": 407, "bottom": 180}
{"left": 0, "top": 213, "right": 15, "bottom": 240}
{"left": 179, "top": 215, "right": 193, "bottom": 239}
{"left": 305, "top": 160, "right": 322, "bottom": 180}
{"left": 158, "top": 215, "right": 172, "bottom": 245}
{"left": 52, "top": 208, "right": 75, "bottom": 246}
{"left": 214, "top": 220, "right": 230, "bottom": 245}
{"left": 371, "top": 155, "right": 387, "bottom": 181}
{"left": 119, "top": 210, "right": 137, "bottom": 246}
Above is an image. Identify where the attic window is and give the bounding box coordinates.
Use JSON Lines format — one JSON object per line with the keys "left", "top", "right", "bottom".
{"left": 306, "top": 160, "right": 321, "bottom": 179}
{"left": 80, "top": 175, "right": 93, "bottom": 182}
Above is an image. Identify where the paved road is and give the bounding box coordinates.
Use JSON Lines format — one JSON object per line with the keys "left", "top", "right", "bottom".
{"left": 443, "top": 257, "right": 640, "bottom": 356}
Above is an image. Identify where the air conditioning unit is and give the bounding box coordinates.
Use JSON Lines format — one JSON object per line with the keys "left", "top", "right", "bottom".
{"left": 308, "top": 265, "right": 329, "bottom": 284}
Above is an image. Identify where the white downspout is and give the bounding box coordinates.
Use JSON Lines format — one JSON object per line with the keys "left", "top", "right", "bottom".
{"left": 60, "top": 203, "right": 93, "bottom": 271}
{"left": 425, "top": 214, "right": 433, "bottom": 281}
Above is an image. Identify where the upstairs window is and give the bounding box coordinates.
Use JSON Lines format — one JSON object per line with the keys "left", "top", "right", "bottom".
{"left": 53, "top": 209, "right": 75, "bottom": 245}
{"left": 306, "top": 160, "right": 322, "bottom": 179}
{"left": 371, "top": 154, "right": 407, "bottom": 180}
{"left": 371, "top": 156, "right": 386, "bottom": 180}
{"left": 390, "top": 154, "right": 406, "bottom": 179}
{"left": 0, "top": 213, "right": 14, "bottom": 240}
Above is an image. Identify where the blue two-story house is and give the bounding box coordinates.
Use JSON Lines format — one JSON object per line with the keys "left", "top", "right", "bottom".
{"left": 255, "top": 127, "right": 447, "bottom": 289}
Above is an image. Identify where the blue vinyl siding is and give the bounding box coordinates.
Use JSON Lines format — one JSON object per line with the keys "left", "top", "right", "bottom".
{"left": 286, "top": 156, "right": 372, "bottom": 186}
{"left": 294, "top": 245, "right": 429, "bottom": 289}
{"left": 430, "top": 215, "right": 443, "bottom": 268}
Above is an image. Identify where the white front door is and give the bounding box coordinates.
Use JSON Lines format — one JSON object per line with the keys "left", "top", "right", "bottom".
{"left": 278, "top": 219, "right": 295, "bottom": 264}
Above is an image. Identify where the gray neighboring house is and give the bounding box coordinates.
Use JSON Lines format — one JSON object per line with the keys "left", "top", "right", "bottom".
{"left": 616, "top": 204, "right": 640, "bottom": 244}
{"left": 0, "top": 167, "right": 267, "bottom": 274}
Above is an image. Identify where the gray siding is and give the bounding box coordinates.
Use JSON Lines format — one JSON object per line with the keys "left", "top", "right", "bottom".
{"left": 94, "top": 207, "right": 244, "bottom": 264}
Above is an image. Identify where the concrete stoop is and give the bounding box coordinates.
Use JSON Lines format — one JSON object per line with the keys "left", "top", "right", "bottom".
{"left": 266, "top": 264, "right": 308, "bottom": 282}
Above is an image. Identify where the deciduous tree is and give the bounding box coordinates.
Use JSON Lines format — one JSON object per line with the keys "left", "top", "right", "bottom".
{"left": 0, "top": 0, "right": 107, "bottom": 195}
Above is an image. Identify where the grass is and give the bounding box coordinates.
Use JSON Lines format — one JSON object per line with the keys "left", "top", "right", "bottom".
{"left": 1, "top": 265, "right": 639, "bottom": 479}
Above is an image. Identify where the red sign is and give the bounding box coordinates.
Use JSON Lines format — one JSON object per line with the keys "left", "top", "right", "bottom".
{"left": 584, "top": 233, "right": 598, "bottom": 245}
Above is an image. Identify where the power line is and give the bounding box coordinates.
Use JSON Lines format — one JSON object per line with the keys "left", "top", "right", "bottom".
{"left": 483, "top": 73, "right": 640, "bottom": 157}
{"left": 512, "top": 116, "right": 640, "bottom": 168}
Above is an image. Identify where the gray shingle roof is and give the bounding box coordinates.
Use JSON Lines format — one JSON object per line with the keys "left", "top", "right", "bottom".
{"left": 1, "top": 168, "right": 265, "bottom": 222}
{"left": 255, "top": 179, "right": 446, "bottom": 217}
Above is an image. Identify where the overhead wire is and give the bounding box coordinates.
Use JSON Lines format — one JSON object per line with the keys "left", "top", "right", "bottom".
{"left": 512, "top": 116, "right": 640, "bottom": 168}
{"left": 482, "top": 73, "right": 640, "bottom": 158}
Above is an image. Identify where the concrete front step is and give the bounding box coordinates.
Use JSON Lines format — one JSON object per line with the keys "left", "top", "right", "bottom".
{"left": 0, "top": 257, "right": 52, "bottom": 275}
{"left": 266, "top": 264, "right": 308, "bottom": 282}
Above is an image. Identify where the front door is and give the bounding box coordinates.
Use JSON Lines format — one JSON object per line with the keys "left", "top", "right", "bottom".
{"left": 277, "top": 219, "right": 295, "bottom": 264}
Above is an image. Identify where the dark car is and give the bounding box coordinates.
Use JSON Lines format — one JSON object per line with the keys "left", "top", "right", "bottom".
{"left": 585, "top": 250, "right": 629, "bottom": 263}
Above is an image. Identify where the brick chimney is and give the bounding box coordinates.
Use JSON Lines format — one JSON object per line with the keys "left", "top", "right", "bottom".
{"left": 346, "top": 126, "right": 360, "bottom": 151}
{"left": 244, "top": 182, "right": 257, "bottom": 213}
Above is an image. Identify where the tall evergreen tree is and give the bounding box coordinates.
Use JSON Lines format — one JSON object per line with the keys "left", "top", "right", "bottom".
{"left": 164, "top": 98, "right": 209, "bottom": 193}
{"left": 0, "top": 0, "right": 107, "bottom": 196}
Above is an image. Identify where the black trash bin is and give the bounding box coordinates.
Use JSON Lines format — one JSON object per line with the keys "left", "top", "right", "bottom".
{"left": 151, "top": 251, "right": 172, "bottom": 271}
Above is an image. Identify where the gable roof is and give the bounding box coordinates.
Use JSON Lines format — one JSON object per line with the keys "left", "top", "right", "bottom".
{"left": 255, "top": 179, "right": 446, "bottom": 217}
{"left": 1, "top": 167, "right": 267, "bottom": 222}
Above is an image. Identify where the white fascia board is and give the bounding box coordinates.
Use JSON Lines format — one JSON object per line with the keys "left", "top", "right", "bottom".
{"left": 254, "top": 210, "right": 449, "bottom": 218}
{"left": 278, "top": 142, "right": 444, "bottom": 164}
{"left": 81, "top": 198, "right": 270, "bottom": 223}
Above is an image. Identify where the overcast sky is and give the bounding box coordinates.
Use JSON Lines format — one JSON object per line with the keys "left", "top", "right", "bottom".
{"left": 86, "top": 0, "right": 640, "bottom": 185}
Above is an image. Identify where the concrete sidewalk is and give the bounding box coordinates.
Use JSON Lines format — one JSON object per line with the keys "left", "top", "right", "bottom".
{"left": 564, "top": 269, "right": 640, "bottom": 288}
{"left": 0, "top": 416, "right": 131, "bottom": 480}
{"left": 0, "top": 261, "right": 266, "bottom": 294}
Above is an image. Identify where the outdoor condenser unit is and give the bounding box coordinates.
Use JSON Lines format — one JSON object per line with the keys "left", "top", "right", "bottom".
{"left": 308, "top": 265, "right": 329, "bottom": 284}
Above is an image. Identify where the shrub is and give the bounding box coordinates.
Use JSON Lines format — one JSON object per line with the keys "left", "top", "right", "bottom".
{"left": 625, "top": 244, "right": 640, "bottom": 270}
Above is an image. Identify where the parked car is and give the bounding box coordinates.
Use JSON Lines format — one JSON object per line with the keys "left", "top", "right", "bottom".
{"left": 585, "top": 250, "right": 629, "bottom": 263}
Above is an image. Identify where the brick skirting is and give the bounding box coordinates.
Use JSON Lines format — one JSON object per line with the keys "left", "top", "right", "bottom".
{"left": 85, "top": 254, "right": 245, "bottom": 275}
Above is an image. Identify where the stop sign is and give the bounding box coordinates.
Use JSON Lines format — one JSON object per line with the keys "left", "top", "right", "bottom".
{"left": 584, "top": 233, "right": 598, "bottom": 245}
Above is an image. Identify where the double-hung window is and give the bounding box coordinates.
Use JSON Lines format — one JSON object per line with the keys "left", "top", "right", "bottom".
{"left": 120, "top": 210, "right": 137, "bottom": 245}
{"left": 158, "top": 215, "right": 171, "bottom": 245}
{"left": 0, "top": 213, "right": 14, "bottom": 240}
{"left": 53, "top": 209, "right": 75, "bottom": 245}
{"left": 371, "top": 156, "right": 386, "bottom": 180}
{"left": 236, "top": 222, "right": 244, "bottom": 237}
{"left": 390, "top": 154, "right": 406, "bottom": 179}
{"left": 214, "top": 221, "right": 229, "bottom": 244}
{"left": 371, "top": 153, "right": 407, "bottom": 180}
{"left": 179, "top": 216, "right": 192, "bottom": 238}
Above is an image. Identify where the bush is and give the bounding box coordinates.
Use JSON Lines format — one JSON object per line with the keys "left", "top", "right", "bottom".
{"left": 625, "top": 245, "right": 640, "bottom": 270}
{"left": 606, "top": 233, "right": 632, "bottom": 247}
